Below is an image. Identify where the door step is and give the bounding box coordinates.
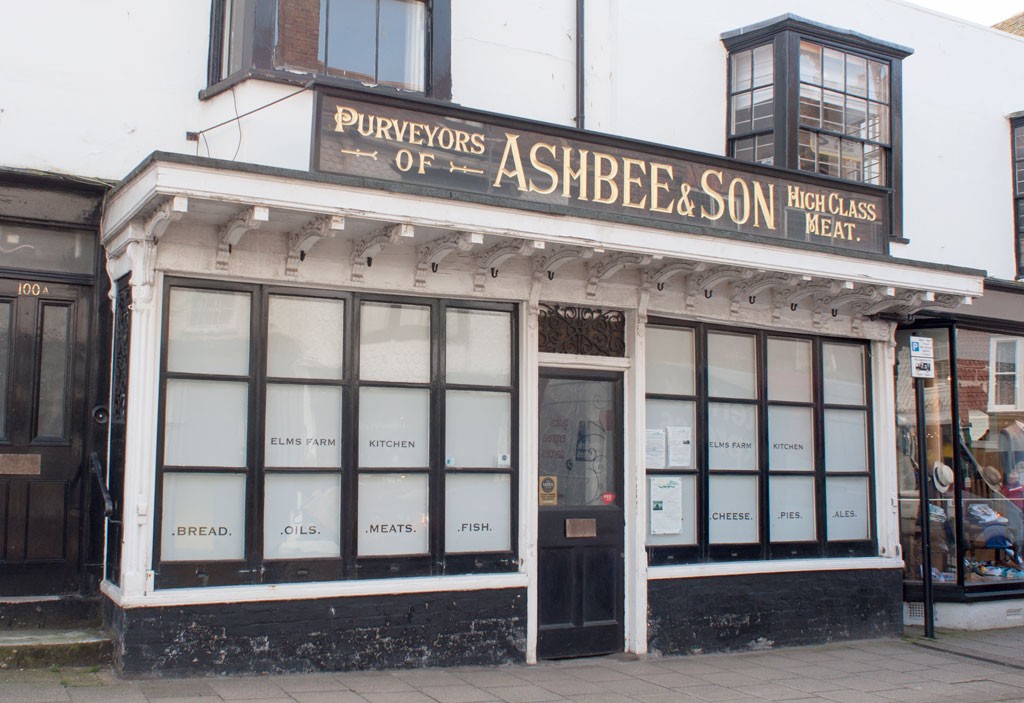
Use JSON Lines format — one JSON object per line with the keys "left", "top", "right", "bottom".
{"left": 0, "top": 628, "right": 112, "bottom": 669}
{"left": 0, "top": 595, "right": 102, "bottom": 630}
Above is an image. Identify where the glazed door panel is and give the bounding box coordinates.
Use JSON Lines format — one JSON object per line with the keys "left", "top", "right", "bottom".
{"left": 537, "top": 371, "right": 624, "bottom": 659}
{"left": 0, "top": 280, "right": 90, "bottom": 594}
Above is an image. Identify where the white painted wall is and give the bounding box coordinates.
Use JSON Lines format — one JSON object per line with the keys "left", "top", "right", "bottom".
{"left": 2, "top": 0, "right": 1023, "bottom": 278}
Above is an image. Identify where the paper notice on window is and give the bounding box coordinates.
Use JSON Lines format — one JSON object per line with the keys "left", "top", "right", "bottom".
{"left": 667, "top": 426, "right": 692, "bottom": 468}
{"left": 650, "top": 477, "right": 683, "bottom": 534}
{"left": 645, "top": 429, "right": 666, "bottom": 469}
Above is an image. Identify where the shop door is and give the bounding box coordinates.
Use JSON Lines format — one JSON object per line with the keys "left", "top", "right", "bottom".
{"left": 0, "top": 279, "right": 91, "bottom": 595}
{"left": 537, "top": 370, "right": 624, "bottom": 659}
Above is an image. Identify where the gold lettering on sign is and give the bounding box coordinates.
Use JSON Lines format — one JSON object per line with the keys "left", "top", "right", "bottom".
{"left": 17, "top": 282, "right": 48, "bottom": 296}
{"left": 334, "top": 105, "right": 486, "bottom": 155}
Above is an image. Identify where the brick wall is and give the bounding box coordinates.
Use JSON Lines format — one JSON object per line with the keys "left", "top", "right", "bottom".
{"left": 106, "top": 588, "right": 527, "bottom": 675}
{"left": 648, "top": 569, "right": 902, "bottom": 655}
{"left": 277, "top": 0, "right": 320, "bottom": 71}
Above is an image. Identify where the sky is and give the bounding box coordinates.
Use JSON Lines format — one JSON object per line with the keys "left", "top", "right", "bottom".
{"left": 903, "top": 0, "right": 1022, "bottom": 25}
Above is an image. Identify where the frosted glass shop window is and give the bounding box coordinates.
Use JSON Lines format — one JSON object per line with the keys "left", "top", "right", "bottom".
{"left": 161, "top": 473, "right": 246, "bottom": 561}
{"left": 263, "top": 473, "right": 342, "bottom": 560}
{"left": 264, "top": 384, "right": 343, "bottom": 468}
{"left": 445, "top": 308, "right": 511, "bottom": 386}
{"left": 768, "top": 406, "right": 814, "bottom": 472}
{"left": 646, "top": 327, "right": 695, "bottom": 396}
{"left": 164, "top": 379, "right": 248, "bottom": 467}
{"left": 359, "top": 301, "right": 430, "bottom": 383}
{"left": 708, "top": 474, "right": 759, "bottom": 544}
{"left": 445, "top": 473, "right": 511, "bottom": 553}
{"left": 167, "top": 288, "right": 250, "bottom": 376}
{"left": 823, "top": 343, "right": 865, "bottom": 406}
{"left": 444, "top": 391, "right": 511, "bottom": 468}
{"left": 707, "top": 332, "right": 757, "bottom": 399}
{"left": 267, "top": 296, "right": 344, "bottom": 380}
{"left": 646, "top": 474, "right": 697, "bottom": 546}
{"left": 826, "top": 476, "right": 870, "bottom": 540}
{"left": 708, "top": 402, "right": 758, "bottom": 471}
{"left": 767, "top": 338, "right": 812, "bottom": 402}
{"left": 645, "top": 399, "right": 696, "bottom": 470}
{"left": 357, "top": 473, "right": 429, "bottom": 556}
{"left": 824, "top": 409, "right": 868, "bottom": 472}
{"left": 358, "top": 386, "right": 429, "bottom": 468}
{"left": 769, "top": 475, "right": 816, "bottom": 542}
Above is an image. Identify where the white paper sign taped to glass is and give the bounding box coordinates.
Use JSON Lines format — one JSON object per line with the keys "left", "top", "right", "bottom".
{"left": 649, "top": 477, "right": 684, "bottom": 534}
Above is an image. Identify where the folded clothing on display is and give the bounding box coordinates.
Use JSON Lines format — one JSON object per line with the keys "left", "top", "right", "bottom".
{"left": 968, "top": 503, "right": 1009, "bottom": 525}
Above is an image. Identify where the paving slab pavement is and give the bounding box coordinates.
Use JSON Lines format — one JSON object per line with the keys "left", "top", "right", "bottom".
{"left": 5, "top": 630, "right": 1024, "bottom": 703}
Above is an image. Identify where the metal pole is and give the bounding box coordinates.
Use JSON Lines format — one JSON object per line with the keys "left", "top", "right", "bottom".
{"left": 915, "top": 376, "right": 935, "bottom": 638}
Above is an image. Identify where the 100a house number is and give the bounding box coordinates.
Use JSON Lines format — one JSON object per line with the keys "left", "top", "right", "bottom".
{"left": 18, "top": 282, "right": 48, "bottom": 296}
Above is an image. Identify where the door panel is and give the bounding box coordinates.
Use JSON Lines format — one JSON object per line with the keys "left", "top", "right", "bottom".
{"left": 0, "top": 280, "right": 90, "bottom": 595}
{"left": 537, "top": 371, "right": 624, "bottom": 659}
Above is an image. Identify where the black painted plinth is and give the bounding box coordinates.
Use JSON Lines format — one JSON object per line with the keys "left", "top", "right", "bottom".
{"left": 648, "top": 569, "right": 902, "bottom": 655}
{"left": 105, "top": 588, "right": 526, "bottom": 676}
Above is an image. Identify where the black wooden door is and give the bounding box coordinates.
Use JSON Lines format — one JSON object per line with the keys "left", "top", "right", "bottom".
{"left": 537, "top": 371, "right": 624, "bottom": 659}
{"left": 0, "top": 279, "right": 91, "bottom": 595}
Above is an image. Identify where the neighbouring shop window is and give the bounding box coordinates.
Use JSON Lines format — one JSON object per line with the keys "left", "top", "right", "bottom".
{"left": 897, "top": 326, "right": 1024, "bottom": 593}
{"left": 208, "top": 0, "right": 451, "bottom": 100}
{"left": 155, "top": 281, "right": 517, "bottom": 588}
{"left": 1012, "top": 117, "right": 1024, "bottom": 279}
{"left": 722, "top": 17, "right": 910, "bottom": 238}
{"left": 645, "top": 322, "right": 874, "bottom": 564}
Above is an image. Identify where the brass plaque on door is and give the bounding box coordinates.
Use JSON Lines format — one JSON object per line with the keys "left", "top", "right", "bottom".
{"left": 565, "top": 518, "right": 597, "bottom": 538}
{"left": 0, "top": 454, "right": 41, "bottom": 475}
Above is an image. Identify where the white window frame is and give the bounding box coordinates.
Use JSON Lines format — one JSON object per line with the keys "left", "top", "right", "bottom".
{"left": 988, "top": 336, "right": 1024, "bottom": 412}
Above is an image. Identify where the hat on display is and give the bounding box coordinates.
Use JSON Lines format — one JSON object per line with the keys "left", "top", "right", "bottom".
{"left": 981, "top": 523, "right": 1013, "bottom": 549}
{"left": 932, "top": 461, "right": 954, "bottom": 494}
{"left": 981, "top": 465, "right": 1004, "bottom": 491}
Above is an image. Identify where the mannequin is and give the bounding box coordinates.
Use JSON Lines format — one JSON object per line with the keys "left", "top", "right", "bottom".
{"left": 1001, "top": 419, "right": 1024, "bottom": 475}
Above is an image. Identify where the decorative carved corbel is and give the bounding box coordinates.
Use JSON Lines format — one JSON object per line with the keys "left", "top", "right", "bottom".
{"left": 533, "top": 246, "right": 594, "bottom": 282}
{"left": 414, "top": 232, "right": 480, "bottom": 288}
{"left": 126, "top": 238, "right": 158, "bottom": 307}
{"left": 144, "top": 196, "right": 188, "bottom": 242}
{"left": 216, "top": 206, "right": 271, "bottom": 270}
{"left": 642, "top": 260, "right": 705, "bottom": 292}
{"left": 684, "top": 266, "right": 750, "bottom": 311}
{"left": 473, "top": 240, "right": 535, "bottom": 292}
{"left": 349, "top": 223, "right": 414, "bottom": 282}
{"left": 286, "top": 215, "right": 346, "bottom": 278}
{"left": 728, "top": 271, "right": 794, "bottom": 316}
{"left": 585, "top": 252, "right": 652, "bottom": 298}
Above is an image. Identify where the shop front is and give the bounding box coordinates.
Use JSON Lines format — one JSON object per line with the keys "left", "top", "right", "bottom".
{"left": 97, "top": 88, "right": 983, "bottom": 674}
{"left": 897, "top": 282, "right": 1024, "bottom": 628}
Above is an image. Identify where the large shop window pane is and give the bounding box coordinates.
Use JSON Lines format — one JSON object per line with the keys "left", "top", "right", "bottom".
{"left": 709, "top": 475, "right": 759, "bottom": 544}
{"left": 647, "top": 474, "right": 697, "bottom": 546}
{"left": 267, "top": 296, "right": 344, "bottom": 380}
{"left": 445, "top": 473, "right": 511, "bottom": 553}
{"left": 265, "top": 384, "right": 342, "bottom": 468}
{"left": 823, "top": 343, "right": 865, "bottom": 405}
{"left": 36, "top": 304, "right": 70, "bottom": 438}
{"left": 768, "top": 406, "right": 814, "bottom": 471}
{"left": 359, "top": 387, "right": 429, "bottom": 468}
{"left": 359, "top": 302, "right": 430, "bottom": 382}
{"left": 646, "top": 327, "right": 695, "bottom": 396}
{"left": 445, "top": 308, "right": 511, "bottom": 386}
{"left": 707, "top": 333, "right": 756, "bottom": 399}
{"left": 767, "top": 338, "right": 812, "bottom": 402}
{"left": 167, "top": 289, "right": 250, "bottom": 376}
{"left": 826, "top": 476, "right": 870, "bottom": 540}
{"left": 263, "top": 473, "right": 342, "bottom": 560}
{"left": 769, "top": 476, "right": 816, "bottom": 542}
{"left": 645, "top": 399, "right": 696, "bottom": 469}
{"left": 708, "top": 403, "right": 758, "bottom": 471}
{"left": 824, "top": 409, "right": 868, "bottom": 472}
{"left": 161, "top": 473, "right": 246, "bottom": 561}
{"left": 357, "top": 473, "right": 429, "bottom": 556}
{"left": 164, "top": 380, "right": 248, "bottom": 467}
{"left": 445, "top": 391, "right": 511, "bottom": 468}
{"left": 0, "top": 302, "right": 9, "bottom": 440}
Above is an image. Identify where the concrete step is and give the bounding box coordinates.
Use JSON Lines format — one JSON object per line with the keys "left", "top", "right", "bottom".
{"left": 0, "top": 628, "right": 112, "bottom": 669}
{"left": 0, "top": 595, "right": 102, "bottom": 630}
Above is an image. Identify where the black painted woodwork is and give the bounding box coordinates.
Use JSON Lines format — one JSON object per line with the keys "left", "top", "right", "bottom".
{"left": 537, "top": 371, "right": 624, "bottom": 659}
